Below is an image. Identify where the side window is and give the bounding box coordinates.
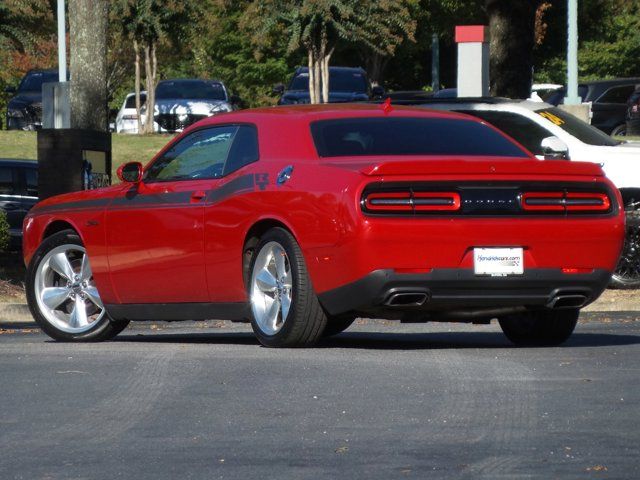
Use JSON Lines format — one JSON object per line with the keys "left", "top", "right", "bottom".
{"left": 459, "top": 110, "right": 552, "bottom": 156}
{"left": 145, "top": 126, "right": 238, "bottom": 181}
{"left": 223, "top": 125, "right": 259, "bottom": 175}
{"left": 0, "top": 167, "right": 15, "bottom": 195}
{"left": 24, "top": 168, "right": 38, "bottom": 197}
{"left": 596, "top": 85, "right": 635, "bottom": 104}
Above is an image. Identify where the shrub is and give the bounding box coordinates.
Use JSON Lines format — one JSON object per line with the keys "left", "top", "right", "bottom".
{"left": 0, "top": 210, "right": 9, "bottom": 251}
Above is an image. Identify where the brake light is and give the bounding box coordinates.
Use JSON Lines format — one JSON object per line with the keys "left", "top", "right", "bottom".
{"left": 521, "top": 192, "right": 611, "bottom": 213}
{"left": 363, "top": 191, "right": 460, "bottom": 214}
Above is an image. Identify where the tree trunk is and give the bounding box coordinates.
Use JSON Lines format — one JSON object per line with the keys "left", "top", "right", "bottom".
{"left": 133, "top": 39, "right": 142, "bottom": 134}
{"left": 142, "top": 41, "right": 157, "bottom": 134}
{"left": 307, "top": 49, "right": 317, "bottom": 104}
{"left": 313, "top": 49, "right": 321, "bottom": 104}
{"left": 486, "top": 0, "right": 542, "bottom": 99}
{"left": 365, "top": 52, "right": 387, "bottom": 86}
{"left": 321, "top": 46, "right": 333, "bottom": 104}
{"left": 69, "top": 0, "right": 109, "bottom": 131}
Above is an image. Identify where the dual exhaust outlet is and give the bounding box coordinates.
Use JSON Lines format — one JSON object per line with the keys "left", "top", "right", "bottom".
{"left": 383, "top": 290, "right": 588, "bottom": 309}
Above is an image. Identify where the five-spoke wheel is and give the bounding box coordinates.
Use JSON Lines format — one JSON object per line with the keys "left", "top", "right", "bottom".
{"left": 26, "top": 230, "right": 129, "bottom": 341}
{"left": 248, "top": 228, "right": 326, "bottom": 347}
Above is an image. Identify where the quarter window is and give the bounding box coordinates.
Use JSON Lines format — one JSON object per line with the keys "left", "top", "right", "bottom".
{"left": 24, "top": 168, "right": 38, "bottom": 197}
{"left": 596, "top": 85, "right": 636, "bottom": 104}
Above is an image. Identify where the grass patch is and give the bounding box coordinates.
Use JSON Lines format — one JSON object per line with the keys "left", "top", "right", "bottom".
{"left": 0, "top": 131, "right": 175, "bottom": 173}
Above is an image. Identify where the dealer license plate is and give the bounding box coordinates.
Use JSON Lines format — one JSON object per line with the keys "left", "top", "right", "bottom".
{"left": 473, "top": 248, "right": 524, "bottom": 276}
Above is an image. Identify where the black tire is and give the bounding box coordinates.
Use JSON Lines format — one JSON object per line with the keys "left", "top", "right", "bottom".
{"left": 248, "top": 227, "right": 327, "bottom": 347}
{"left": 26, "top": 229, "right": 129, "bottom": 342}
{"left": 498, "top": 309, "right": 579, "bottom": 346}
{"left": 322, "top": 315, "right": 356, "bottom": 338}
{"left": 611, "top": 124, "right": 627, "bottom": 137}
{"left": 610, "top": 209, "right": 640, "bottom": 289}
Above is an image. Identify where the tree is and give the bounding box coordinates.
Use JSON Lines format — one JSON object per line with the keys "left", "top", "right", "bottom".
{"left": 486, "top": 0, "right": 542, "bottom": 99}
{"left": 243, "top": 0, "right": 416, "bottom": 103}
{"left": 116, "top": 1, "right": 199, "bottom": 134}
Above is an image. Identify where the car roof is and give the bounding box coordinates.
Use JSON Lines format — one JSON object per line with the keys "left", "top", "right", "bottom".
{"left": 190, "top": 103, "right": 476, "bottom": 128}
{"left": 580, "top": 78, "right": 640, "bottom": 87}
{"left": 382, "top": 95, "right": 531, "bottom": 107}
{"left": 294, "top": 66, "right": 366, "bottom": 74}
{"left": 0, "top": 158, "right": 37, "bottom": 168}
{"left": 158, "top": 79, "right": 225, "bottom": 85}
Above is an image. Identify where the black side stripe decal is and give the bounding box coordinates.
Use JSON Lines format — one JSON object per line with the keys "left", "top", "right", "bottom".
{"left": 30, "top": 174, "right": 261, "bottom": 214}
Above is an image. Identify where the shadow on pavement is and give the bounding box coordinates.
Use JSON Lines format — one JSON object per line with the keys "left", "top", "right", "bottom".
{"left": 111, "top": 330, "right": 640, "bottom": 350}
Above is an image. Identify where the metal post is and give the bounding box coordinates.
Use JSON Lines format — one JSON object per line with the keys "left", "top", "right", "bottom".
{"left": 431, "top": 33, "right": 440, "bottom": 93}
{"left": 564, "top": 0, "right": 580, "bottom": 105}
{"left": 57, "top": 0, "right": 67, "bottom": 83}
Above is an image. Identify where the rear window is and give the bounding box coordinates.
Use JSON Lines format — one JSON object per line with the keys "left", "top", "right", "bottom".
{"left": 310, "top": 117, "right": 529, "bottom": 158}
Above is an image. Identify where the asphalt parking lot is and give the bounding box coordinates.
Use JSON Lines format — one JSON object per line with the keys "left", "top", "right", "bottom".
{"left": 0, "top": 314, "right": 638, "bottom": 480}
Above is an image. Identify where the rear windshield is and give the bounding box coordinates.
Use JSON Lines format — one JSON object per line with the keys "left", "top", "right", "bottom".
{"left": 125, "top": 93, "right": 146, "bottom": 109}
{"left": 155, "top": 81, "right": 227, "bottom": 101}
{"left": 310, "top": 117, "right": 529, "bottom": 158}
{"left": 18, "top": 71, "right": 59, "bottom": 92}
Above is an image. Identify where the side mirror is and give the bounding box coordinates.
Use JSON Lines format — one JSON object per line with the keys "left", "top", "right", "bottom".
{"left": 371, "top": 85, "right": 385, "bottom": 99}
{"left": 272, "top": 83, "right": 285, "bottom": 95}
{"left": 117, "top": 162, "right": 143, "bottom": 184}
{"left": 541, "top": 136, "right": 569, "bottom": 160}
{"left": 4, "top": 86, "right": 16, "bottom": 94}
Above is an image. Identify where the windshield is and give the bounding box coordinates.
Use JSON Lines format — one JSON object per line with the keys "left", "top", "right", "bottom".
{"left": 311, "top": 117, "right": 529, "bottom": 158}
{"left": 155, "top": 81, "right": 227, "bottom": 101}
{"left": 18, "top": 71, "right": 59, "bottom": 92}
{"left": 289, "top": 70, "right": 368, "bottom": 93}
{"left": 535, "top": 107, "right": 619, "bottom": 146}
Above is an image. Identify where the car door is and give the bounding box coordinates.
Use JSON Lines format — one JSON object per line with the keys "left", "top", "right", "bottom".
{"left": 105, "top": 125, "right": 239, "bottom": 304}
{"left": 592, "top": 85, "right": 636, "bottom": 133}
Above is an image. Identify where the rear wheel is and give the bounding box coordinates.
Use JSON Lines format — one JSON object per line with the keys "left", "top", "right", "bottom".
{"left": 498, "top": 309, "right": 579, "bottom": 346}
{"left": 26, "top": 230, "right": 129, "bottom": 342}
{"left": 610, "top": 207, "right": 640, "bottom": 289}
{"left": 249, "top": 228, "right": 327, "bottom": 347}
{"left": 611, "top": 124, "right": 627, "bottom": 137}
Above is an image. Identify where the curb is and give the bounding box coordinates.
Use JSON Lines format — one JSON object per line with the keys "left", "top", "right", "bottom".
{"left": 0, "top": 303, "right": 33, "bottom": 325}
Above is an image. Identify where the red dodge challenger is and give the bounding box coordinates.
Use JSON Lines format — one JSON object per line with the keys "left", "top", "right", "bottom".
{"left": 23, "top": 104, "right": 624, "bottom": 347}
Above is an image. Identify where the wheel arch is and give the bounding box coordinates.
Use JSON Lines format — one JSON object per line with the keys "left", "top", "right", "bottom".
{"left": 42, "top": 219, "right": 80, "bottom": 241}
{"left": 618, "top": 188, "right": 640, "bottom": 208}
{"left": 242, "top": 218, "right": 299, "bottom": 288}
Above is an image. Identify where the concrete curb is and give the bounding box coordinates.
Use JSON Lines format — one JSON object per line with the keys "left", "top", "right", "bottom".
{"left": 0, "top": 290, "right": 638, "bottom": 327}
{"left": 0, "top": 303, "right": 33, "bottom": 325}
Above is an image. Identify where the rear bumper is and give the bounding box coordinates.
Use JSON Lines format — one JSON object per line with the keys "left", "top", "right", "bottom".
{"left": 318, "top": 268, "right": 611, "bottom": 319}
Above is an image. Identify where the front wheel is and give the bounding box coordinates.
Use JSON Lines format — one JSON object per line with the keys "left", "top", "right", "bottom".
{"left": 498, "top": 309, "right": 579, "bottom": 346}
{"left": 26, "top": 230, "right": 129, "bottom": 341}
{"left": 248, "top": 228, "right": 327, "bottom": 347}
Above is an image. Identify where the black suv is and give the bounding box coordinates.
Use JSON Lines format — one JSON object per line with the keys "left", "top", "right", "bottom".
{"left": 5, "top": 69, "right": 61, "bottom": 130}
{"left": 545, "top": 78, "right": 640, "bottom": 136}
{"left": 627, "top": 87, "right": 640, "bottom": 136}
{"left": 275, "top": 66, "right": 384, "bottom": 105}
{"left": 0, "top": 160, "right": 38, "bottom": 249}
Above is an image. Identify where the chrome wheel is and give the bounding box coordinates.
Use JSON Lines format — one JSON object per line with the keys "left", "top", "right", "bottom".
{"left": 34, "top": 244, "right": 105, "bottom": 333}
{"left": 611, "top": 209, "right": 640, "bottom": 288}
{"left": 250, "top": 241, "right": 293, "bottom": 335}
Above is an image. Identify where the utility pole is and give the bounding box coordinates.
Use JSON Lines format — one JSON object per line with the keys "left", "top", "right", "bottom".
{"left": 57, "top": 0, "right": 67, "bottom": 83}
{"left": 564, "top": 0, "right": 580, "bottom": 105}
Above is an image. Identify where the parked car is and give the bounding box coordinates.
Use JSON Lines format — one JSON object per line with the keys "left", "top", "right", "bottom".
{"left": 114, "top": 91, "right": 147, "bottom": 134}
{"left": 545, "top": 78, "right": 640, "bottom": 136}
{"left": 5, "top": 69, "right": 59, "bottom": 130}
{"left": 386, "top": 95, "right": 640, "bottom": 287}
{"left": 530, "top": 83, "right": 562, "bottom": 102}
{"left": 626, "top": 87, "right": 640, "bottom": 136}
{"left": 0, "top": 159, "right": 37, "bottom": 249}
{"left": 275, "top": 66, "right": 384, "bottom": 104}
{"left": 23, "top": 104, "right": 623, "bottom": 347}
{"left": 152, "top": 79, "right": 237, "bottom": 133}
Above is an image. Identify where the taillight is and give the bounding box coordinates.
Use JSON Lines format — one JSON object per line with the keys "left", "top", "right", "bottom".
{"left": 521, "top": 191, "right": 611, "bottom": 213}
{"left": 363, "top": 191, "right": 460, "bottom": 214}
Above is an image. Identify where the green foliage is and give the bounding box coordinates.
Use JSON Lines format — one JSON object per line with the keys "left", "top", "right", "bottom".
{"left": 0, "top": 210, "right": 9, "bottom": 252}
